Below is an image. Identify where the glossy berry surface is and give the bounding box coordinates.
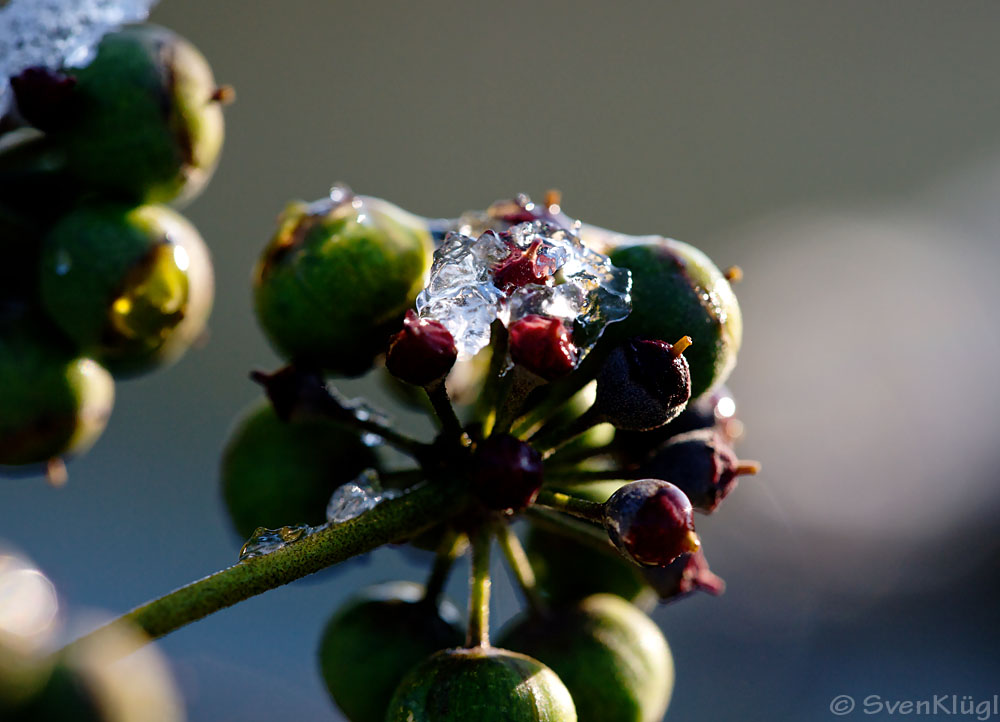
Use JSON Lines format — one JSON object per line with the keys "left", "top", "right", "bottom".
{"left": 253, "top": 192, "right": 432, "bottom": 376}
{"left": 386, "top": 310, "right": 457, "bottom": 387}
{"left": 220, "top": 401, "right": 377, "bottom": 539}
{"left": 386, "top": 646, "right": 577, "bottom": 722}
{"left": 509, "top": 315, "right": 579, "bottom": 381}
{"left": 604, "top": 480, "right": 700, "bottom": 566}
{"left": 0, "top": 317, "right": 114, "bottom": 467}
{"left": 498, "top": 594, "right": 673, "bottom": 722}
{"left": 50, "top": 24, "right": 226, "bottom": 205}
{"left": 472, "top": 434, "right": 544, "bottom": 512}
{"left": 38, "top": 202, "right": 214, "bottom": 377}
{"left": 318, "top": 581, "right": 463, "bottom": 722}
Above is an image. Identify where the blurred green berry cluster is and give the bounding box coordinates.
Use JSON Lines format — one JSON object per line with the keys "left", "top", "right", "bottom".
{"left": 0, "top": 23, "right": 229, "bottom": 482}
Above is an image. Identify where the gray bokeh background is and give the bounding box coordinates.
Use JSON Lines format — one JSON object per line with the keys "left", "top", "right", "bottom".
{"left": 5, "top": 1, "right": 1000, "bottom": 720}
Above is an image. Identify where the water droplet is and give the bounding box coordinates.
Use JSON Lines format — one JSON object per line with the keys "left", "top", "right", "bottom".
{"left": 238, "top": 523, "right": 312, "bottom": 561}
{"left": 361, "top": 432, "right": 384, "bottom": 447}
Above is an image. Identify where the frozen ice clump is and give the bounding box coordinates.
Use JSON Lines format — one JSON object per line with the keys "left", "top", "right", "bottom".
{"left": 416, "top": 216, "right": 632, "bottom": 363}
{"left": 239, "top": 523, "right": 312, "bottom": 561}
{"left": 0, "top": 0, "right": 158, "bottom": 112}
{"left": 326, "top": 469, "right": 398, "bottom": 524}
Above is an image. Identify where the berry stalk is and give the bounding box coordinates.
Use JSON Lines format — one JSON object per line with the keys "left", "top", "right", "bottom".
{"left": 466, "top": 524, "right": 493, "bottom": 649}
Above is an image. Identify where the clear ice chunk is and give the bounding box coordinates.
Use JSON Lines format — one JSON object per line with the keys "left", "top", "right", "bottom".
{"left": 326, "top": 469, "right": 384, "bottom": 523}
{"left": 0, "top": 0, "right": 159, "bottom": 112}
{"left": 416, "top": 217, "right": 632, "bottom": 363}
{"left": 239, "top": 524, "right": 312, "bottom": 561}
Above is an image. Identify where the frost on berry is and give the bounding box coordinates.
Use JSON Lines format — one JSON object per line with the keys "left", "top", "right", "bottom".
{"left": 415, "top": 212, "right": 632, "bottom": 362}
{"left": 0, "top": 0, "right": 158, "bottom": 113}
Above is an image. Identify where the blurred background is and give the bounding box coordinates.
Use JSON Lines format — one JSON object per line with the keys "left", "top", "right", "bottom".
{"left": 4, "top": 1, "right": 1000, "bottom": 719}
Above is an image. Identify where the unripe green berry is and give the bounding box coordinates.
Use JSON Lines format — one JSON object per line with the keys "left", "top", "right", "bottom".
{"left": 386, "top": 646, "right": 577, "bottom": 722}
{"left": 317, "top": 581, "right": 463, "bottom": 722}
{"left": 253, "top": 193, "right": 432, "bottom": 376}
{"left": 220, "top": 401, "right": 377, "bottom": 539}
{"left": 498, "top": 594, "right": 673, "bottom": 722}
{"left": 608, "top": 239, "right": 742, "bottom": 399}
{"left": 51, "top": 24, "right": 227, "bottom": 205}
{"left": 38, "top": 202, "right": 214, "bottom": 377}
{"left": 0, "top": 318, "right": 114, "bottom": 468}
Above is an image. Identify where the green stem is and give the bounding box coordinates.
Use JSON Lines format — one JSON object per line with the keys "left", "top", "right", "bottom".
{"left": 65, "top": 480, "right": 466, "bottom": 657}
{"left": 534, "top": 488, "right": 606, "bottom": 523}
{"left": 543, "top": 441, "right": 617, "bottom": 468}
{"left": 423, "top": 530, "right": 465, "bottom": 604}
{"left": 496, "top": 523, "right": 546, "bottom": 616}
{"left": 466, "top": 523, "right": 493, "bottom": 648}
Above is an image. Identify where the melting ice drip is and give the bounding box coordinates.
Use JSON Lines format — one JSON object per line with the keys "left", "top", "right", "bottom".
{"left": 238, "top": 469, "right": 402, "bottom": 561}
{"left": 0, "top": 0, "right": 158, "bottom": 112}
{"left": 416, "top": 220, "right": 632, "bottom": 360}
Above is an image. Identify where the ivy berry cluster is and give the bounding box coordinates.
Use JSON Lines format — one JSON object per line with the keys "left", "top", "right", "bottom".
{"left": 215, "top": 189, "right": 759, "bottom": 721}
{"left": 0, "top": 19, "right": 231, "bottom": 484}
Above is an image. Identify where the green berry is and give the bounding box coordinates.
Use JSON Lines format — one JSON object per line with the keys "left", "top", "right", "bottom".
{"left": 253, "top": 192, "right": 432, "bottom": 376}
{"left": 0, "top": 317, "right": 113, "bottom": 468}
{"left": 498, "top": 594, "right": 673, "bottom": 722}
{"left": 52, "top": 24, "right": 227, "bottom": 205}
{"left": 38, "top": 202, "right": 214, "bottom": 377}
{"left": 220, "top": 401, "right": 377, "bottom": 539}
{"left": 386, "top": 646, "right": 577, "bottom": 722}
{"left": 608, "top": 238, "right": 742, "bottom": 399}
{"left": 318, "top": 581, "right": 463, "bottom": 722}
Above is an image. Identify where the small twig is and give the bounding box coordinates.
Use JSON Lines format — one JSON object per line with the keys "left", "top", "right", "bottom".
{"left": 524, "top": 507, "right": 615, "bottom": 556}
{"left": 542, "top": 467, "right": 633, "bottom": 484}
{"left": 423, "top": 530, "right": 465, "bottom": 604}
{"left": 533, "top": 488, "right": 605, "bottom": 524}
{"left": 495, "top": 523, "right": 547, "bottom": 616}
{"left": 529, "top": 405, "right": 602, "bottom": 455}
{"left": 425, "top": 379, "right": 464, "bottom": 439}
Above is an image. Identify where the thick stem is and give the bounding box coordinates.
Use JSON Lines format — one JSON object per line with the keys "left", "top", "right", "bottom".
{"left": 496, "top": 523, "right": 546, "bottom": 616}
{"left": 65, "top": 480, "right": 466, "bottom": 657}
{"left": 534, "top": 488, "right": 606, "bottom": 523}
{"left": 466, "top": 523, "right": 493, "bottom": 648}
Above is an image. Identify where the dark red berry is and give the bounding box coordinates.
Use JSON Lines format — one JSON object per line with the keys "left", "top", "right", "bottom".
{"left": 508, "top": 315, "right": 578, "bottom": 381}
{"left": 472, "top": 434, "right": 544, "bottom": 511}
{"left": 594, "top": 337, "right": 692, "bottom": 431}
{"left": 386, "top": 310, "right": 458, "bottom": 386}
{"left": 640, "top": 549, "right": 725, "bottom": 603}
{"left": 640, "top": 428, "right": 759, "bottom": 513}
{"left": 603, "top": 479, "right": 700, "bottom": 566}
{"left": 9, "top": 67, "right": 78, "bottom": 131}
